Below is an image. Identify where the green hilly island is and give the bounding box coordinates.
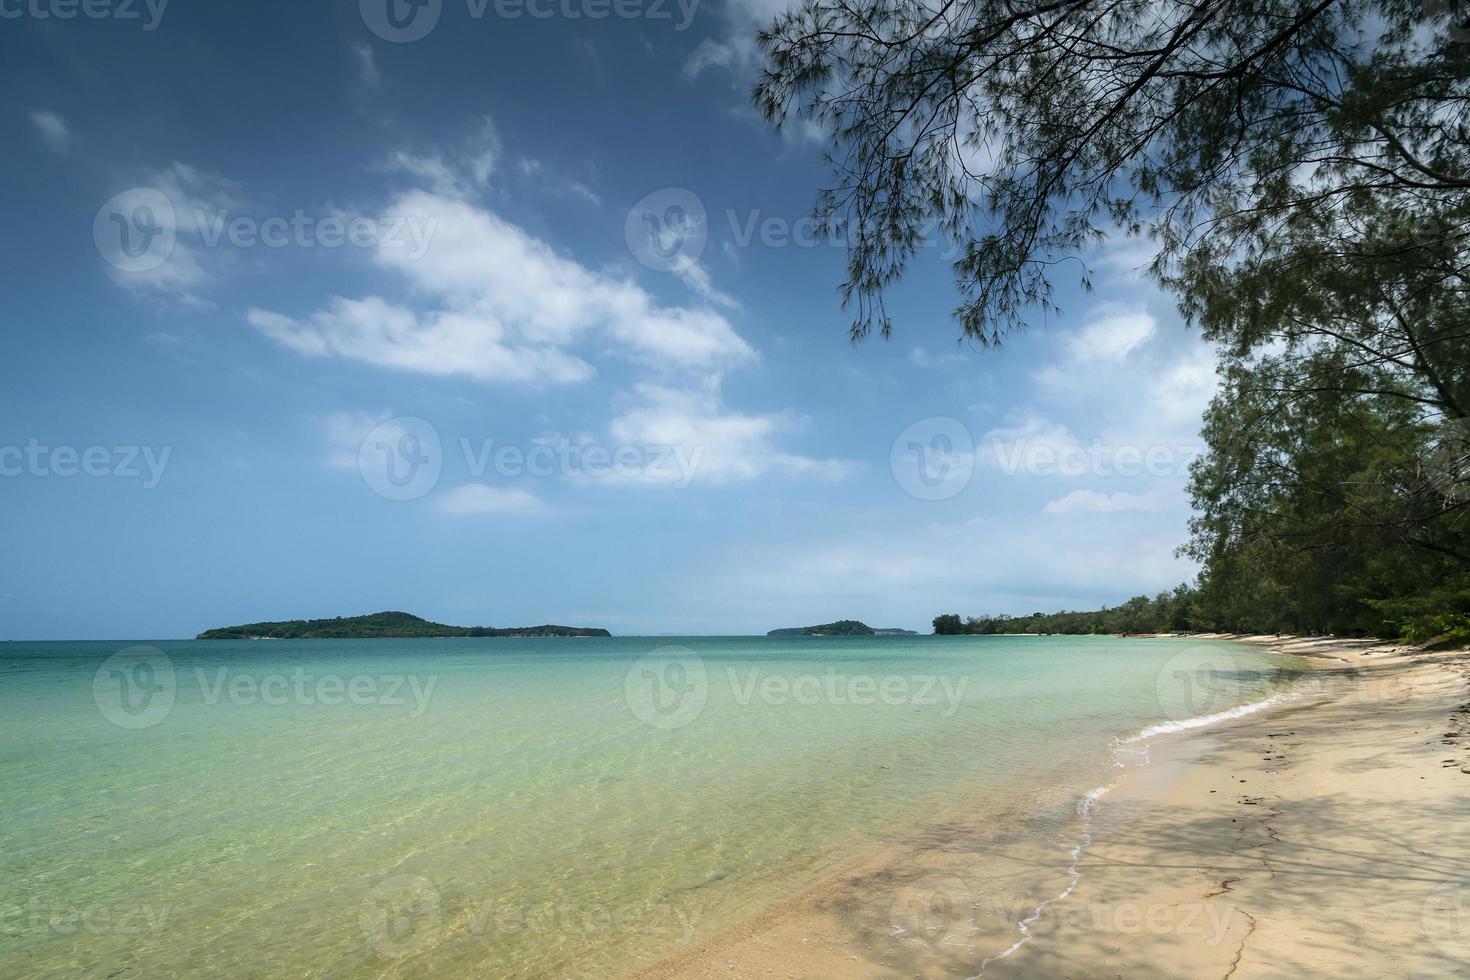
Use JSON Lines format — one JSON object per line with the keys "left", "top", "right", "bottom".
{"left": 197, "top": 611, "right": 611, "bottom": 640}
{"left": 766, "top": 620, "right": 917, "bottom": 637}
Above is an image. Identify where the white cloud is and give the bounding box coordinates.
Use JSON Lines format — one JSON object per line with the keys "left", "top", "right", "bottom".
{"left": 251, "top": 187, "right": 754, "bottom": 381}
{"left": 685, "top": 38, "right": 739, "bottom": 78}
{"left": 684, "top": 0, "right": 794, "bottom": 78}
{"left": 320, "top": 409, "right": 394, "bottom": 468}
{"left": 248, "top": 300, "right": 596, "bottom": 384}
{"left": 1026, "top": 306, "right": 1220, "bottom": 465}
{"left": 382, "top": 117, "right": 500, "bottom": 197}
{"left": 910, "top": 345, "right": 966, "bottom": 368}
{"left": 30, "top": 109, "right": 69, "bottom": 153}
{"left": 437, "top": 484, "right": 548, "bottom": 516}
{"left": 1090, "top": 238, "right": 1159, "bottom": 279}
{"left": 351, "top": 42, "right": 380, "bottom": 89}
{"left": 606, "top": 383, "right": 855, "bottom": 486}
{"left": 979, "top": 414, "right": 1082, "bottom": 473}
{"left": 1041, "top": 490, "right": 1165, "bottom": 515}
{"left": 1064, "top": 312, "right": 1155, "bottom": 362}
{"left": 676, "top": 261, "right": 740, "bottom": 309}
{"left": 98, "top": 163, "right": 240, "bottom": 306}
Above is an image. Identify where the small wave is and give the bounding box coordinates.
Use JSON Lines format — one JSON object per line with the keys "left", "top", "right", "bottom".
{"left": 1126, "top": 691, "right": 1303, "bottom": 743}
{"left": 973, "top": 689, "right": 1304, "bottom": 975}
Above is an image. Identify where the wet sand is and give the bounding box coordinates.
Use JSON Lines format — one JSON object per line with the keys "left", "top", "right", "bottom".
{"left": 641, "top": 636, "right": 1470, "bottom": 978}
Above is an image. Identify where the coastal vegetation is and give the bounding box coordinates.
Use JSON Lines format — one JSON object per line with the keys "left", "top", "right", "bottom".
{"left": 197, "top": 611, "right": 611, "bottom": 640}
{"left": 934, "top": 590, "right": 1196, "bottom": 636}
{"left": 757, "top": 0, "right": 1469, "bottom": 644}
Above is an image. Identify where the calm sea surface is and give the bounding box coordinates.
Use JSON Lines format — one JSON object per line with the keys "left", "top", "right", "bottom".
{"left": 0, "top": 635, "right": 1306, "bottom": 977}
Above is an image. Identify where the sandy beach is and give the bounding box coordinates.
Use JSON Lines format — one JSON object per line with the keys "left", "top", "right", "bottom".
{"left": 643, "top": 636, "right": 1470, "bottom": 978}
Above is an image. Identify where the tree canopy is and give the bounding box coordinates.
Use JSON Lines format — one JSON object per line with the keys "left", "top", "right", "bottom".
{"left": 759, "top": 0, "right": 1470, "bottom": 641}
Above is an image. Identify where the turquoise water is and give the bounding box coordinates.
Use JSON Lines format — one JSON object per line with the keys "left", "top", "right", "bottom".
{"left": 0, "top": 635, "right": 1305, "bottom": 977}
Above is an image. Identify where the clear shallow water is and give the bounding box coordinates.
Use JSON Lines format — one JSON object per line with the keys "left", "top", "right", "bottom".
{"left": 0, "top": 635, "right": 1306, "bottom": 977}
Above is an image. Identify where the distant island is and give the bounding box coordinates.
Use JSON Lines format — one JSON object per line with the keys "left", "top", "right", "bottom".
{"left": 766, "top": 620, "right": 917, "bottom": 637}
{"left": 197, "top": 611, "right": 611, "bottom": 640}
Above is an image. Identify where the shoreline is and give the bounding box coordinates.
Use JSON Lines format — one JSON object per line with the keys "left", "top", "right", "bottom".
{"left": 639, "top": 636, "right": 1470, "bottom": 978}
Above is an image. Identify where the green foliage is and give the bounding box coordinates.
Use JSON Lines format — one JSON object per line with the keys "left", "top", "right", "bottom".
{"left": 756, "top": 0, "right": 1470, "bottom": 344}
{"left": 937, "top": 589, "right": 1195, "bottom": 635}
{"left": 769, "top": 620, "right": 876, "bottom": 636}
{"left": 197, "top": 612, "right": 611, "bottom": 640}
{"left": 759, "top": 0, "right": 1469, "bottom": 644}
{"left": 932, "top": 614, "right": 964, "bottom": 635}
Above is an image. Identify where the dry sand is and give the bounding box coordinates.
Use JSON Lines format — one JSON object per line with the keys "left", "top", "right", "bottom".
{"left": 641, "top": 637, "right": 1470, "bottom": 978}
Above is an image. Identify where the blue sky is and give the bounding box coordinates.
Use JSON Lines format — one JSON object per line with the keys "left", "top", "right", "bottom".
{"left": 2, "top": 0, "right": 1219, "bottom": 639}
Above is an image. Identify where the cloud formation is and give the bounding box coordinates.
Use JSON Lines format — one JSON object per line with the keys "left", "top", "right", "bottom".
{"left": 30, "top": 109, "right": 69, "bottom": 153}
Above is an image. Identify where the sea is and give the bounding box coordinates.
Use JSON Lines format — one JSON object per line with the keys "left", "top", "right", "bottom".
{"left": 0, "top": 634, "right": 1309, "bottom": 977}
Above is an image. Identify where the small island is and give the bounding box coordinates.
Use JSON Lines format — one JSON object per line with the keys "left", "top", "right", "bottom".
{"left": 766, "top": 620, "right": 916, "bottom": 637}
{"left": 197, "top": 611, "right": 611, "bottom": 640}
